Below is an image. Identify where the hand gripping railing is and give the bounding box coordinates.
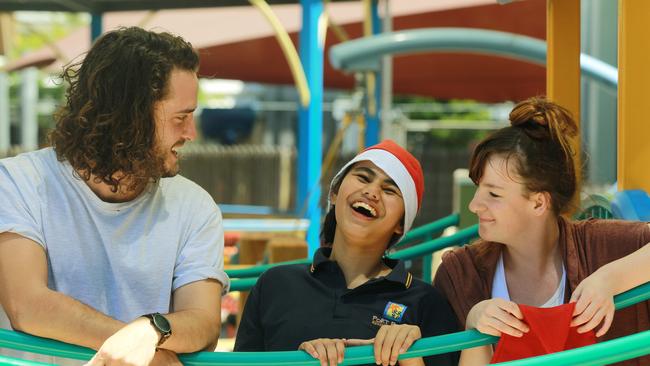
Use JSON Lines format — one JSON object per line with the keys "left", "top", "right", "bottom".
{"left": 225, "top": 214, "right": 461, "bottom": 280}
{"left": 1, "top": 281, "right": 649, "bottom": 365}
{"left": 228, "top": 224, "right": 479, "bottom": 291}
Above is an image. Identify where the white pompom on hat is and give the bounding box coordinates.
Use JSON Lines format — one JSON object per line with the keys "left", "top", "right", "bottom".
{"left": 328, "top": 140, "right": 424, "bottom": 242}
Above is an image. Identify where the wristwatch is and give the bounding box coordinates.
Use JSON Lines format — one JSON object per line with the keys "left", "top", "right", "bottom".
{"left": 143, "top": 313, "right": 172, "bottom": 347}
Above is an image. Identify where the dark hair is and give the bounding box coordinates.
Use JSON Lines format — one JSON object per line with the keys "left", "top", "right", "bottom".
{"left": 49, "top": 26, "right": 199, "bottom": 192}
{"left": 320, "top": 166, "right": 402, "bottom": 248}
{"left": 320, "top": 165, "right": 350, "bottom": 247}
{"left": 469, "top": 96, "right": 578, "bottom": 215}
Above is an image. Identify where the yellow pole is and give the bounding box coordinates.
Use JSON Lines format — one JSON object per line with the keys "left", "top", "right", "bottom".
{"left": 249, "top": 0, "right": 311, "bottom": 108}
{"left": 357, "top": 114, "right": 366, "bottom": 151}
{"left": 618, "top": 1, "right": 650, "bottom": 192}
{"left": 546, "top": 0, "right": 581, "bottom": 211}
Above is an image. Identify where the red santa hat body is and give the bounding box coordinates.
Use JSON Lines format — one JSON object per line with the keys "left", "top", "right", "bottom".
{"left": 328, "top": 140, "right": 424, "bottom": 242}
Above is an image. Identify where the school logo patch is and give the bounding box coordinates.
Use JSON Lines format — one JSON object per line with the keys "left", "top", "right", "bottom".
{"left": 372, "top": 315, "right": 391, "bottom": 327}
{"left": 383, "top": 301, "right": 407, "bottom": 322}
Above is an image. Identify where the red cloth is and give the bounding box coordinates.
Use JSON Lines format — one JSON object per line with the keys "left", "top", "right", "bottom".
{"left": 491, "top": 303, "right": 596, "bottom": 363}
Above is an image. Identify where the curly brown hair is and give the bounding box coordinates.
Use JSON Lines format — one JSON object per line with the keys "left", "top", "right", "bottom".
{"left": 49, "top": 27, "right": 199, "bottom": 192}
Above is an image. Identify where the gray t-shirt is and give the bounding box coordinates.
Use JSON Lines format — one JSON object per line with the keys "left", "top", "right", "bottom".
{"left": 0, "top": 148, "right": 229, "bottom": 362}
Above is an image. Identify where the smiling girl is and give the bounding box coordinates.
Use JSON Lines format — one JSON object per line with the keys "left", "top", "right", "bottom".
{"left": 235, "top": 140, "right": 459, "bottom": 366}
{"left": 434, "top": 97, "right": 650, "bottom": 365}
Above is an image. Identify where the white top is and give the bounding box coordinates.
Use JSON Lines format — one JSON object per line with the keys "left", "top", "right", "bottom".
{"left": 491, "top": 253, "right": 566, "bottom": 308}
{"left": 0, "top": 148, "right": 229, "bottom": 364}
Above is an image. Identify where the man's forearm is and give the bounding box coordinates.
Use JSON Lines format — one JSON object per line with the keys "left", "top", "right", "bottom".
{"left": 10, "top": 288, "right": 220, "bottom": 354}
{"left": 161, "top": 308, "right": 220, "bottom": 353}
{"left": 9, "top": 287, "right": 124, "bottom": 350}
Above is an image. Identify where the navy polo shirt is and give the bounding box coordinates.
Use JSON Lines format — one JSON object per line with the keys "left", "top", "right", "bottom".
{"left": 235, "top": 247, "right": 459, "bottom": 365}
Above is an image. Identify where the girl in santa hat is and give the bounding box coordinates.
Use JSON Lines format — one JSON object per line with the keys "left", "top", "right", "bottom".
{"left": 235, "top": 140, "right": 459, "bottom": 366}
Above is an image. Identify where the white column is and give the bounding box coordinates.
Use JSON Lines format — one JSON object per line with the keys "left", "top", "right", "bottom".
{"left": 20, "top": 67, "right": 38, "bottom": 151}
{"left": 380, "top": 0, "right": 394, "bottom": 143}
{"left": 0, "top": 72, "right": 9, "bottom": 152}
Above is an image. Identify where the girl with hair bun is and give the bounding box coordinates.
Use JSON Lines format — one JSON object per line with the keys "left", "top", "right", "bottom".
{"left": 434, "top": 97, "right": 650, "bottom": 365}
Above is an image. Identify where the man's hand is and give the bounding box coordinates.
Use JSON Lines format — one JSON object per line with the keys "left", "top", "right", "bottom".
{"left": 85, "top": 317, "right": 159, "bottom": 366}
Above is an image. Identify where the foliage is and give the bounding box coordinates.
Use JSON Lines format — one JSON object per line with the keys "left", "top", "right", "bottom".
{"left": 8, "top": 12, "right": 87, "bottom": 61}
{"left": 394, "top": 96, "right": 494, "bottom": 148}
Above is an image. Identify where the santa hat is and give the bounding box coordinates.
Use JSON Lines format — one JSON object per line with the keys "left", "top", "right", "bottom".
{"left": 328, "top": 140, "right": 424, "bottom": 241}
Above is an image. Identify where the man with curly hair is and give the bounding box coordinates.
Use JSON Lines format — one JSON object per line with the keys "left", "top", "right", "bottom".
{"left": 0, "top": 27, "right": 229, "bottom": 365}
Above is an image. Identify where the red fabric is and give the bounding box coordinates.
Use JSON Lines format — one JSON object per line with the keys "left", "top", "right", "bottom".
{"left": 363, "top": 140, "right": 425, "bottom": 209}
{"left": 491, "top": 303, "right": 596, "bottom": 363}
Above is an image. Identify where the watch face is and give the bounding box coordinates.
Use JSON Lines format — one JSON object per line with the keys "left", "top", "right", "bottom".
{"left": 152, "top": 313, "right": 171, "bottom": 333}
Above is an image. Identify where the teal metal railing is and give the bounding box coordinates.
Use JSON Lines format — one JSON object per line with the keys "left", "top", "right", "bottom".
{"left": 390, "top": 225, "right": 477, "bottom": 261}
{"left": 226, "top": 214, "right": 462, "bottom": 281}
{"left": 227, "top": 198, "right": 612, "bottom": 286}
{"left": 226, "top": 258, "right": 311, "bottom": 279}
{"left": 1, "top": 281, "right": 649, "bottom": 365}
{"left": 0, "top": 354, "right": 55, "bottom": 366}
{"left": 228, "top": 224, "right": 479, "bottom": 291}
{"left": 492, "top": 330, "right": 650, "bottom": 366}
{"left": 392, "top": 213, "right": 461, "bottom": 282}
{"left": 393, "top": 213, "right": 460, "bottom": 248}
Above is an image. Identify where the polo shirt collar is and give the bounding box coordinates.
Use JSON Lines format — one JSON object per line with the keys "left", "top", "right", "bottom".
{"left": 310, "top": 247, "right": 414, "bottom": 289}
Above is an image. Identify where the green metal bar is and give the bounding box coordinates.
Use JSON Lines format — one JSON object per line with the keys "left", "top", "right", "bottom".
{"left": 0, "top": 329, "right": 94, "bottom": 360}
{"left": 389, "top": 225, "right": 479, "bottom": 261}
{"left": 492, "top": 330, "right": 650, "bottom": 366}
{"left": 226, "top": 259, "right": 311, "bottom": 279}
{"left": 0, "top": 355, "right": 56, "bottom": 366}
{"left": 226, "top": 214, "right": 460, "bottom": 280}
{"left": 422, "top": 254, "right": 433, "bottom": 283}
{"left": 229, "top": 277, "right": 259, "bottom": 292}
{"left": 394, "top": 213, "right": 460, "bottom": 248}
{"left": 179, "top": 330, "right": 497, "bottom": 365}
{"left": 0, "top": 281, "right": 649, "bottom": 364}
{"left": 615, "top": 281, "right": 650, "bottom": 310}
{"left": 395, "top": 213, "right": 460, "bottom": 282}
{"left": 228, "top": 225, "right": 479, "bottom": 291}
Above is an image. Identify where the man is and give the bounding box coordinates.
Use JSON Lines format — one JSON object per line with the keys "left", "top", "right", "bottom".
{"left": 0, "top": 27, "right": 229, "bottom": 365}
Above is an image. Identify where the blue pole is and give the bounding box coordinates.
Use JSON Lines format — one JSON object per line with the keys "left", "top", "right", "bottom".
{"left": 364, "top": 0, "right": 381, "bottom": 147}
{"left": 298, "top": 0, "right": 324, "bottom": 256}
{"left": 91, "top": 13, "right": 103, "bottom": 42}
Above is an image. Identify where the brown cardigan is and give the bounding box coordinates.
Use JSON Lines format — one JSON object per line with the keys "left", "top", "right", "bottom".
{"left": 434, "top": 217, "right": 650, "bottom": 365}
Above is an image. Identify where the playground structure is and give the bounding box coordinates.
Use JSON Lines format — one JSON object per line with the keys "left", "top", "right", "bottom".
{"left": 1, "top": 214, "right": 650, "bottom": 365}
{"left": 1, "top": 0, "right": 650, "bottom": 364}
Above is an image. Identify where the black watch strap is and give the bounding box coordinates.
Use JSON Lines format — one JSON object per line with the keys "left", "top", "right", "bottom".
{"left": 143, "top": 313, "right": 172, "bottom": 347}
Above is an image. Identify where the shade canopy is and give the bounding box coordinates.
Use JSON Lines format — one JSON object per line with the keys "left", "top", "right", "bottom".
{"left": 5, "top": 0, "right": 545, "bottom": 102}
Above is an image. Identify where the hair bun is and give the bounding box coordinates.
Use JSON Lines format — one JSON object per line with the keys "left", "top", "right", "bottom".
{"left": 509, "top": 96, "right": 577, "bottom": 138}
{"left": 509, "top": 97, "right": 551, "bottom": 129}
